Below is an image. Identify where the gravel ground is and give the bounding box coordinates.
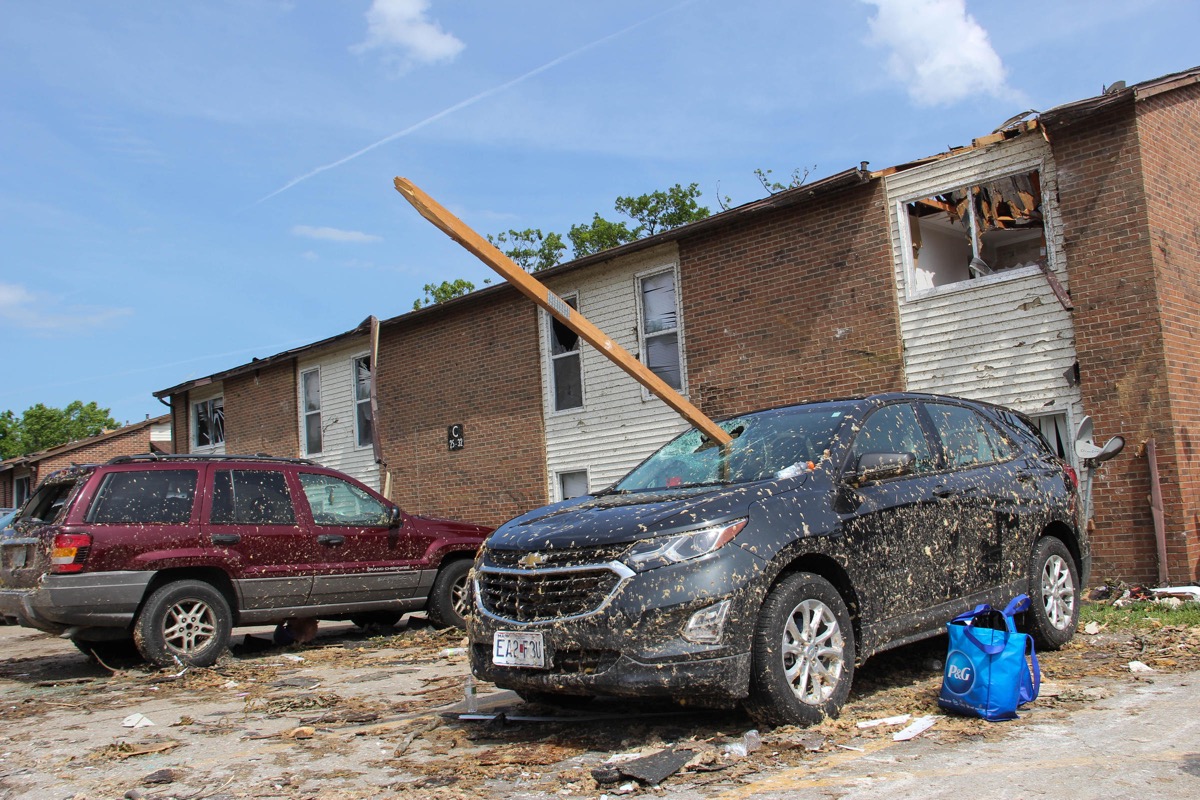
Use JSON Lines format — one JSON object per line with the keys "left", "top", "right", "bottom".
{"left": 1, "top": 611, "right": 1197, "bottom": 800}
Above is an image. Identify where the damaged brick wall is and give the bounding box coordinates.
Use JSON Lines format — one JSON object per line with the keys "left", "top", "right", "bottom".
{"left": 1135, "top": 82, "right": 1200, "bottom": 583}
{"left": 375, "top": 290, "right": 547, "bottom": 527}
{"left": 223, "top": 362, "right": 300, "bottom": 457}
{"left": 680, "top": 180, "right": 905, "bottom": 419}
{"left": 1049, "top": 101, "right": 1180, "bottom": 583}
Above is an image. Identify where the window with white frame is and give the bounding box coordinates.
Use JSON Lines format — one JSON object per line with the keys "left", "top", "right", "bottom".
{"left": 638, "top": 269, "right": 683, "bottom": 391}
{"left": 193, "top": 396, "right": 225, "bottom": 448}
{"left": 903, "top": 169, "right": 1046, "bottom": 292}
{"left": 301, "top": 368, "right": 322, "bottom": 455}
{"left": 548, "top": 295, "right": 582, "bottom": 411}
{"left": 353, "top": 355, "right": 373, "bottom": 449}
{"left": 558, "top": 470, "right": 589, "bottom": 500}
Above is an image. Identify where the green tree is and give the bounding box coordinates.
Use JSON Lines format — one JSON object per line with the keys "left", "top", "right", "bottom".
{"left": 614, "top": 182, "right": 710, "bottom": 237}
{"left": 412, "top": 278, "right": 477, "bottom": 310}
{"left": 567, "top": 213, "right": 638, "bottom": 259}
{"left": 487, "top": 228, "right": 566, "bottom": 272}
{"left": 0, "top": 401, "right": 121, "bottom": 458}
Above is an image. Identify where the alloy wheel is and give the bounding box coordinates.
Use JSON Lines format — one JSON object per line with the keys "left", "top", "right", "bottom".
{"left": 781, "top": 598, "right": 846, "bottom": 705}
{"left": 162, "top": 599, "right": 218, "bottom": 654}
{"left": 1040, "top": 553, "right": 1076, "bottom": 630}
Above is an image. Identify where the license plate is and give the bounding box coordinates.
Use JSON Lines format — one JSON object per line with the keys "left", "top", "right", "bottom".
{"left": 493, "top": 631, "right": 546, "bottom": 668}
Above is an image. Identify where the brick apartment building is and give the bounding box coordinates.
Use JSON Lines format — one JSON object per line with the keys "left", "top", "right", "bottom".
{"left": 156, "top": 66, "right": 1200, "bottom": 585}
{"left": 0, "top": 415, "right": 173, "bottom": 508}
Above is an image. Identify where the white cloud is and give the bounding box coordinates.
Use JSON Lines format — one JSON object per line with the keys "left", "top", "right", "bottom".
{"left": 351, "top": 0, "right": 464, "bottom": 69}
{"left": 291, "top": 225, "right": 382, "bottom": 243}
{"left": 0, "top": 282, "right": 132, "bottom": 333}
{"left": 863, "top": 0, "right": 1009, "bottom": 107}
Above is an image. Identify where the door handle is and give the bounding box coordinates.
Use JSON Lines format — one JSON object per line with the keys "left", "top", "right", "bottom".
{"left": 317, "top": 534, "right": 345, "bottom": 547}
{"left": 211, "top": 534, "right": 241, "bottom": 546}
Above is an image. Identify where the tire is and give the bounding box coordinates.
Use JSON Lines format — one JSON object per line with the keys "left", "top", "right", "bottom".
{"left": 71, "top": 637, "right": 142, "bottom": 666}
{"left": 1027, "top": 536, "right": 1080, "bottom": 650}
{"left": 745, "top": 572, "right": 855, "bottom": 728}
{"left": 133, "top": 580, "right": 233, "bottom": 668}
{"left": 426, "top": 559, "right": 473, "bottom": 629}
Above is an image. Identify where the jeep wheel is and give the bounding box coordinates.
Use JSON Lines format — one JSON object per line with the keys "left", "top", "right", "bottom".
{"left": 746, "top": 572, "right": 855, "bottom": 727}
{"left": 426, "top": 559, "right": 473, "bottom": 629}
{"left": 1027, "top": 536, "right": 1079, "bottom": 650}
{"left": 134, "top": 580, "right": 232, "bottom": 667}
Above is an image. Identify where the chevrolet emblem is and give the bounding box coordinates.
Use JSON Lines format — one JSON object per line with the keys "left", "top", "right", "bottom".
{"left": 517, "top": 552, "right": 549, "bottom": 569}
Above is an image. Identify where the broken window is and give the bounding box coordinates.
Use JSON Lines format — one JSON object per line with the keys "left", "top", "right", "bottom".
{"left": 905, "top": 170, "right": 1045, "bottom": 291}
{"left": 353, "top": 355, "right": 373, "bottom": 449}
{"left": 548, "top": 295, "right": 582, "bottom": 411}
{"left": 639, "top": 270, "right": 683, "bottom": 391}
{"left": 298, "top": 472, "right": 389, "bottom": 527}
{"left": 558, "top": 470, "right": 589, "bottom": 500}
{"left": 193, "top": 396, "right": 225, "bottom": 448}
{"left": 301, "top": 368, "right": 322, "bottom": 455}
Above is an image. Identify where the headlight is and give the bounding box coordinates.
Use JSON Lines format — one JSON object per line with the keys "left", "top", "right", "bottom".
{"left": 623, "top": 519, "right": 748, "bottom": 571}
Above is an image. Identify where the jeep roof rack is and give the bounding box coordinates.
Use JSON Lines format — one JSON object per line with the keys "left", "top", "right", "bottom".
{"left": 106, "top": 453, "right": 317, "bottom": 466}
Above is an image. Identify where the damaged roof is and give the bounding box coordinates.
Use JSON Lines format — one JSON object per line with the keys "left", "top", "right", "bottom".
{"left": 154, "top": 64, "right": 1200, "bottom": 401}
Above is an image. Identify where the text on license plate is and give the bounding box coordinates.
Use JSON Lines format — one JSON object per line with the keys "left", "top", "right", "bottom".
{"left": 493, "top": 631, "right": 546, "bottom": 668}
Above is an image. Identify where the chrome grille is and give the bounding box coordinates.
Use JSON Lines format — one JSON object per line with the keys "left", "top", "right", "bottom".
{"left": 477, "top": 566, "right": 624, "bottom": 622}
{"left": 483, "top": 543, "right": 631, "bottom": 570}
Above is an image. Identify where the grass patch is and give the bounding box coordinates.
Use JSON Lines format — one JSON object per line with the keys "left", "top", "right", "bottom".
{"left": 1081, "top": 600, "right": 1200, "bottom": 629}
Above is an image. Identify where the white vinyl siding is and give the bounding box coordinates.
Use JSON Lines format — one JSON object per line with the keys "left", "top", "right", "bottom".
{"left": 296, "top": 339, "right": 379, "bottom": 490}
{"left": 884, "top": 135, "right": 1083, "bottom": 432}
{"left": 539, "top": 244, "right": 692, "bottom": 495}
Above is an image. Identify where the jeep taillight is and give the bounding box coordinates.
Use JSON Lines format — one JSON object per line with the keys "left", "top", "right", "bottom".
{"left": 50, "top": 533, "right": 92, "bottom": 574}
{"left": 1064, "top": 465, "right": 1079, "bottom": 492}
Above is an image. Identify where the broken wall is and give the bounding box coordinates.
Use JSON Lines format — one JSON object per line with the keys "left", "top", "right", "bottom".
{"left": 680, "top": 181, "right": 904, "bottom": 418}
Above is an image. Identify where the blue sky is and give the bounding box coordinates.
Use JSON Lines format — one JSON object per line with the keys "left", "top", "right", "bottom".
{"left": 1, "top": 0, "right": 1196, "bottom": 426}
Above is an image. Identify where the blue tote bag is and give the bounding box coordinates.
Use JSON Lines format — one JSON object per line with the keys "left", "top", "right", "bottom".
{"left": 938, "top": 594, "right": 1041, "bottom": 721}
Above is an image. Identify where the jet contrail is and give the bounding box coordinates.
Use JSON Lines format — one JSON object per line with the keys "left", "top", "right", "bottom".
{"left": 256, "top": 1, "right": 697, "bottom": 204}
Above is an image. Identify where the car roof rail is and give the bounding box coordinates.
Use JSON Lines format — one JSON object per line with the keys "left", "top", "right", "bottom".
{"left": 106, "top": 453, "right": 317, "bottom": 466}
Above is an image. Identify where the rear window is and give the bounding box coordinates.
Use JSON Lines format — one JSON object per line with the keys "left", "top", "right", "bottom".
{"left": 17, "top": 478, "right": 83, "bottom": 526}
{"left": 86, "top": 469, "right": 198, "bottom": 525}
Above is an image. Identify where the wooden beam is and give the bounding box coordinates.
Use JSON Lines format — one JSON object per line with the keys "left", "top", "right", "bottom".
{"left": 394, "top": 177, "right": 732, "bottom": 446}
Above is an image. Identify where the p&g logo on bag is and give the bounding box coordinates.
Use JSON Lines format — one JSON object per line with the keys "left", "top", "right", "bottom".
{"left": 944, "top": 650, "right": 975, "bottom": 695}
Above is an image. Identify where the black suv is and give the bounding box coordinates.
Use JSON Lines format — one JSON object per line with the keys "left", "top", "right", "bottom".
{"left": 469, "top": 393, "right": 1091, "bottom": 726}
{"left": 0, "top": 454, "right": 491, "bottom": 667}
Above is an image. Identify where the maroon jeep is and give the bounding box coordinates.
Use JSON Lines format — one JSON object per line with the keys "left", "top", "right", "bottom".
{"left": 0, "top": 454, "right": 491, "bottom": 666}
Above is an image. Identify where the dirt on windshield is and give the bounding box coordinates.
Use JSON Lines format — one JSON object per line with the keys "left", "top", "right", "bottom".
{"left": 1, "top": 610, "right": 1197, "bottom": 800}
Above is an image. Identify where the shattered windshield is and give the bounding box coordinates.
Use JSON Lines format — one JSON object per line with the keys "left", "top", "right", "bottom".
{"left": 614, "top": 406, "right": 847, "bottom": 492}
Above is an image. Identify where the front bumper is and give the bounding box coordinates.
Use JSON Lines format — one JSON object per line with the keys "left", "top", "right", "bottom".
{"left": 0, "top": 571, "right": 154, "bottom": 634}
{"left": 467, "top": 544, "right": 767, "bottom": 704}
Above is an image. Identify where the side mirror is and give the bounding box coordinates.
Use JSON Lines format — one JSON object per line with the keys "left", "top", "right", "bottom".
{"left": 388, "top": 505, "right": 403, "bottom": 528}
{"left": 855, "top": 452, "right": 916, "bottom": 484}
{"left": 1074, "top": 416, "right": 1125, "bottom": 464}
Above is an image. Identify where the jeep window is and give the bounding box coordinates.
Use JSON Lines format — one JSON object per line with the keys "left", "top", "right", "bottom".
{"left": 848, "top": 403, "right": 936, "bottom": 474}
{"left": 298, "top": 472, "right": 389, "bottom": 527}
{"left": 924, "top": 403, "right": 1013, "bottom": 468}
{"left": 615, "top": 406, "right": 844, "bottom": 491}
{"left": 20, "top": 478, "right": 83, "bottom": 525}
{"left": 211, "top": 469, "right": 296, "bottom": 525}
{"left": 87, "top": 470, "right": 198, "bottom": 525}
{"left": 194, "top": 397, "right": 225, "bottom": 448}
